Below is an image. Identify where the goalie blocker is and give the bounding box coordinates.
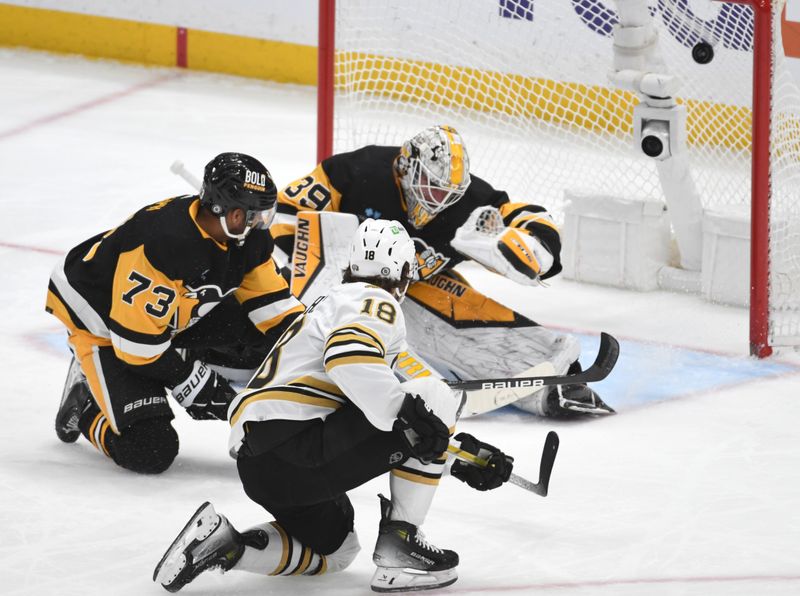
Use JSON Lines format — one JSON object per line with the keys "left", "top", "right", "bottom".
{"left": 285, "top": 211, "right": 616, "bottom": 418}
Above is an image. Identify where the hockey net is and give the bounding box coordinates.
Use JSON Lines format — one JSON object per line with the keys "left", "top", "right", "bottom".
{"left": 318, "top": 0, "right": 800, "bottom": 355}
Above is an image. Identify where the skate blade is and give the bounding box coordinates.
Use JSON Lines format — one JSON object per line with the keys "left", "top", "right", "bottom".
{"left": 370, "top": 566, "right": 457, "bottom": 593}
{"left": 153, "top": 502, "right": 220, "bottom": 591}
{"left": 560, "top": 399, "right": 616, "bottom": 415}
{"left": 560, "top": 392, "right": 616, "bottom": 416}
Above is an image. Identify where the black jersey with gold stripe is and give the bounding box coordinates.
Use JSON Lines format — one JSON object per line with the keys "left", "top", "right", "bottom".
{"left": 46, "top": 195, "right": 303, "bottom": 384}
{"left": 275, "top": 145, "right": 562, "bottom": 281}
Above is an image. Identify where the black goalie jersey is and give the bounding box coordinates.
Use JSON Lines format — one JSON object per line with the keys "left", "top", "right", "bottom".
{"left": 46, "top": 195, "right": 303, "bottom": 383}
{"left": 273, "top": 145, "right": 563, "bottom": 281}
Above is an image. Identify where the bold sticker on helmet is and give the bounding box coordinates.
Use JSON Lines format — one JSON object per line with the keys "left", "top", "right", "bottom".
{"left": 244, "top": 169, "right": 267, "bottom": 191}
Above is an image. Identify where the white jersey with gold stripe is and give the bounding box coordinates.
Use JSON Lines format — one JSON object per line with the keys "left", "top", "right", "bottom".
{"left": 228, "top": 281, "right": 409, "bottom": 456}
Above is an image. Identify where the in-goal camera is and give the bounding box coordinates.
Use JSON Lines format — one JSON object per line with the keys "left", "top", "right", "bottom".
{"left": 633, "top": 103, "right": 687, "bottom": 161}
{"left": 640, "top": 119, "right": 671, "bottom": 160}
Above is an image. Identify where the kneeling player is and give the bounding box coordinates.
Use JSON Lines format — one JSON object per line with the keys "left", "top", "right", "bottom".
{"left": 153, "top": 219, "right": 514, "bottom": 593}
{"left": 46, "top": 153, "right": 303, "bottom": 474}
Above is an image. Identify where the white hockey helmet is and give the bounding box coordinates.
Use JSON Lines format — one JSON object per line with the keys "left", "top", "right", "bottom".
{"left": 348, "top": 218, "right": 417, "bottom": 301}
{"left": 396, "top": 125, "right": 471, "bottom": 229}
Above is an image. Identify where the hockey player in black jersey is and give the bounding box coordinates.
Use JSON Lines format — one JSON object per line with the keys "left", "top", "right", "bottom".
{"left": 271, "top": 125, "right": 613, "bottom": 418}
{"left": 46, "top": 152, "right": 304, "bottom": 474}
{"left": 153, "top": 219, "right": 514, "bottom": 593}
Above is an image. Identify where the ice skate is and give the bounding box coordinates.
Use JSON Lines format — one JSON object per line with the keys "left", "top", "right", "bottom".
{"left": 370, "top": 494, "right": 458, "bottom": 593}
{"left": 55, "top": 357, "right": 91, "bottom": 443}
{"left": 544, "top": 362, "right": 614, "bottom": 418}
{"left": 153, "top": 502, "right": 243, "bottom": 593}
{"left": 545, "top": 382, "right": 615, "bottom": 418}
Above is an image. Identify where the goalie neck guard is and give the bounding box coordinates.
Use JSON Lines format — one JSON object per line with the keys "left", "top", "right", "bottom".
{"left": 347, "top": 218, "right": 417, "bottom": 302}
{"left": 396, "top": 125, "right": 471, "bottom": 229}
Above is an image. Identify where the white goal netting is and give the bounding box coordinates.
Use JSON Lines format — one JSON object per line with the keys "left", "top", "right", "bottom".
{"left": 329, "top": 0, "right": 800, "bottom": 348}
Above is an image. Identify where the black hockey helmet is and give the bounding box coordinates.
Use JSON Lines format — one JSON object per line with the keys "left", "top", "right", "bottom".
{"left": 200, "top": 152, "right": 277, "bottom": 216}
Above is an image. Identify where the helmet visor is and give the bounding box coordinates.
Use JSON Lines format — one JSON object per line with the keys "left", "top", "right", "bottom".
{"left": 246, "top": 203, "right": 277, "bottom": 230}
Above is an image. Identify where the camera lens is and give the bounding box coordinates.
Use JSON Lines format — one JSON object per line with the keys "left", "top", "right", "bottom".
{"left": 641, "top": 136, "right": 663, "bottom": 158}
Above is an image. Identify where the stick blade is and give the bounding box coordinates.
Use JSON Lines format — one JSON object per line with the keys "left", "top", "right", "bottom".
{"left": 578, "top": 332, "right": 620, "bottom": 383}
{"left": 597, "top": 332, "right": 620, "bottom": 373}
{"left": 534, "top": 431, "right": 559, "bottom": 496}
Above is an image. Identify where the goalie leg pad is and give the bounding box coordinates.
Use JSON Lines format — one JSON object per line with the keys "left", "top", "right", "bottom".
{"left": 401, "top": 295, "right": 580, "bottom": 415}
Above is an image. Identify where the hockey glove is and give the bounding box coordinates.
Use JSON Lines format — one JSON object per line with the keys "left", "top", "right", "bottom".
{"left": 393, "top": 393, "right": 450, "bottom": 464}
{"left": 451, "top": 206, "right": 554, "bottom": 285}
{"left": 451, "top": 432, "right": 514, "bottom": 491}
{"left": 171, "top": 361, "right": 236, "bottom": 421}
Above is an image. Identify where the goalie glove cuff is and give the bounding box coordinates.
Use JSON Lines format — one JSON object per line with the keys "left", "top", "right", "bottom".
{"left": 450, "top": 432, "right": 514, "bottom": 491}
{"left": 497, "top": 228, "right": 548, "bottom": 281}
{"left": 451, "top": 206, "right": 553, "bottom": 285}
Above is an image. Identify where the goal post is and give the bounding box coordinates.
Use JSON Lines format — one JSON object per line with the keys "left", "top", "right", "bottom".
{"left": 317, "top": 0, "right": 800, "bottom": 357}
{"left": 737, "top": 0, "right": 773, "bottom": 358}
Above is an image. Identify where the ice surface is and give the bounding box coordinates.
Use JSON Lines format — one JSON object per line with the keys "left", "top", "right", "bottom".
{"left": 1, "top": 49, "right": 799, "bottom": 595}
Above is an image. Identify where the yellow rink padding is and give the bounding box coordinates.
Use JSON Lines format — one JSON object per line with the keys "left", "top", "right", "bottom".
{"left": 0, "top": 3, "right": 317, "bottom": 84}
{"left": 0, "top": 3, "right": 176, "bottom": 65}
{"left": 187, "top": 28, "right": 315, "bottom": 85}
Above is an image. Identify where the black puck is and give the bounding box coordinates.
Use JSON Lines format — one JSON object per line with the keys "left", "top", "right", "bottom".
{"left": 692, "top": 41, "right": 714, "bottom": 65}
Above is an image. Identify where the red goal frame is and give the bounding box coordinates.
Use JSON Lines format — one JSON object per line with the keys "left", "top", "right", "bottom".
{"left": 317, "top": 0, "right": 776, "bottom": 357}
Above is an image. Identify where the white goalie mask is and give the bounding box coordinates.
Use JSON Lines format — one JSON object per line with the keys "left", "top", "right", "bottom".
{"left": 396, "top": 125, "right": 471, "bottom": 229}
{"left": 348, "top": 218, "right": 418, "bottom": 301}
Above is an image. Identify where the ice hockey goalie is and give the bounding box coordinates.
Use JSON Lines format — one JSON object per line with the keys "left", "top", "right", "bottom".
{"left": 271, "top": 125, "right": 614, "bottom": 418}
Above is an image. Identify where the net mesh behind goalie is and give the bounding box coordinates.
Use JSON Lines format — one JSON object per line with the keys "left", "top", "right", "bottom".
{"left": 328, "top": 0, "right": 800, "bottom": 348}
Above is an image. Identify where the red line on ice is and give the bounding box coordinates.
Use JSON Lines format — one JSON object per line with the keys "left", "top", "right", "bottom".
{"left": 448, "top": 574, "right": 800, "bottom": 593}
{"left": 0, "top": 71, "right": 182, "bottom": 140}
{"left": 0, "top": 241, "right": 63, "bottom": 255}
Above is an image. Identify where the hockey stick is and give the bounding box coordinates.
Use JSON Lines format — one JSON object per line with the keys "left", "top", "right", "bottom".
{"left": 170, "top": 160, "right": 202, "bottom": 191}
{"left": 447, "top": 431, "right": 560, "bottom": 497}
{"left": 446, "top": 332, "right": 619, "bottom": 393}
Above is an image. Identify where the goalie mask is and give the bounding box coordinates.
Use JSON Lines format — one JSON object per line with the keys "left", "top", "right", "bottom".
{"left": 396, "top": 125, "right": 471, "bottom": 229}
{"left": 348, "top": 218, "right": 417, "bottom": 302}
{"left": 200, "top": 152, "right": 278, "bottom": 245}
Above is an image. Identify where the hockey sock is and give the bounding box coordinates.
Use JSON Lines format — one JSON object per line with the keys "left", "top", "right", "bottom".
{"left": 234, "top": 522, "right": 329, "bottom": 576}
{"left": 388, "top": 454, "right": 447, "bottom": 527}
{"left": 78, "top": 400, "right": 113, "bottom": 457}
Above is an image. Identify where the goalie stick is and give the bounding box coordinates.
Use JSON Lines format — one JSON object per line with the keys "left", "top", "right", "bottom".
{"left": 447, "top": 332, "right": 619, "bottom": 416}
{"left": 447, "top": 431, "right": 559, "bottom": 497}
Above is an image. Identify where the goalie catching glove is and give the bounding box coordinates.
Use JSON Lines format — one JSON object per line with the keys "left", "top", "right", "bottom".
{"left": 451, "top": 433, "right": 514, "bottom": 491}
{"left": 393, "top": 393, "right": 450, "bottom": 464}
{"left": 451, "top": 206, "right": 554, "bottom": 285}
{"left": 171, "top": 360, "right": 237, "bottom": 421}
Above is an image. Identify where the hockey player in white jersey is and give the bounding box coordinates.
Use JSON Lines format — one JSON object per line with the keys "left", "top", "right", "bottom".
{"left": 153, "top": 219, "right": 514, "bottom": 593}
